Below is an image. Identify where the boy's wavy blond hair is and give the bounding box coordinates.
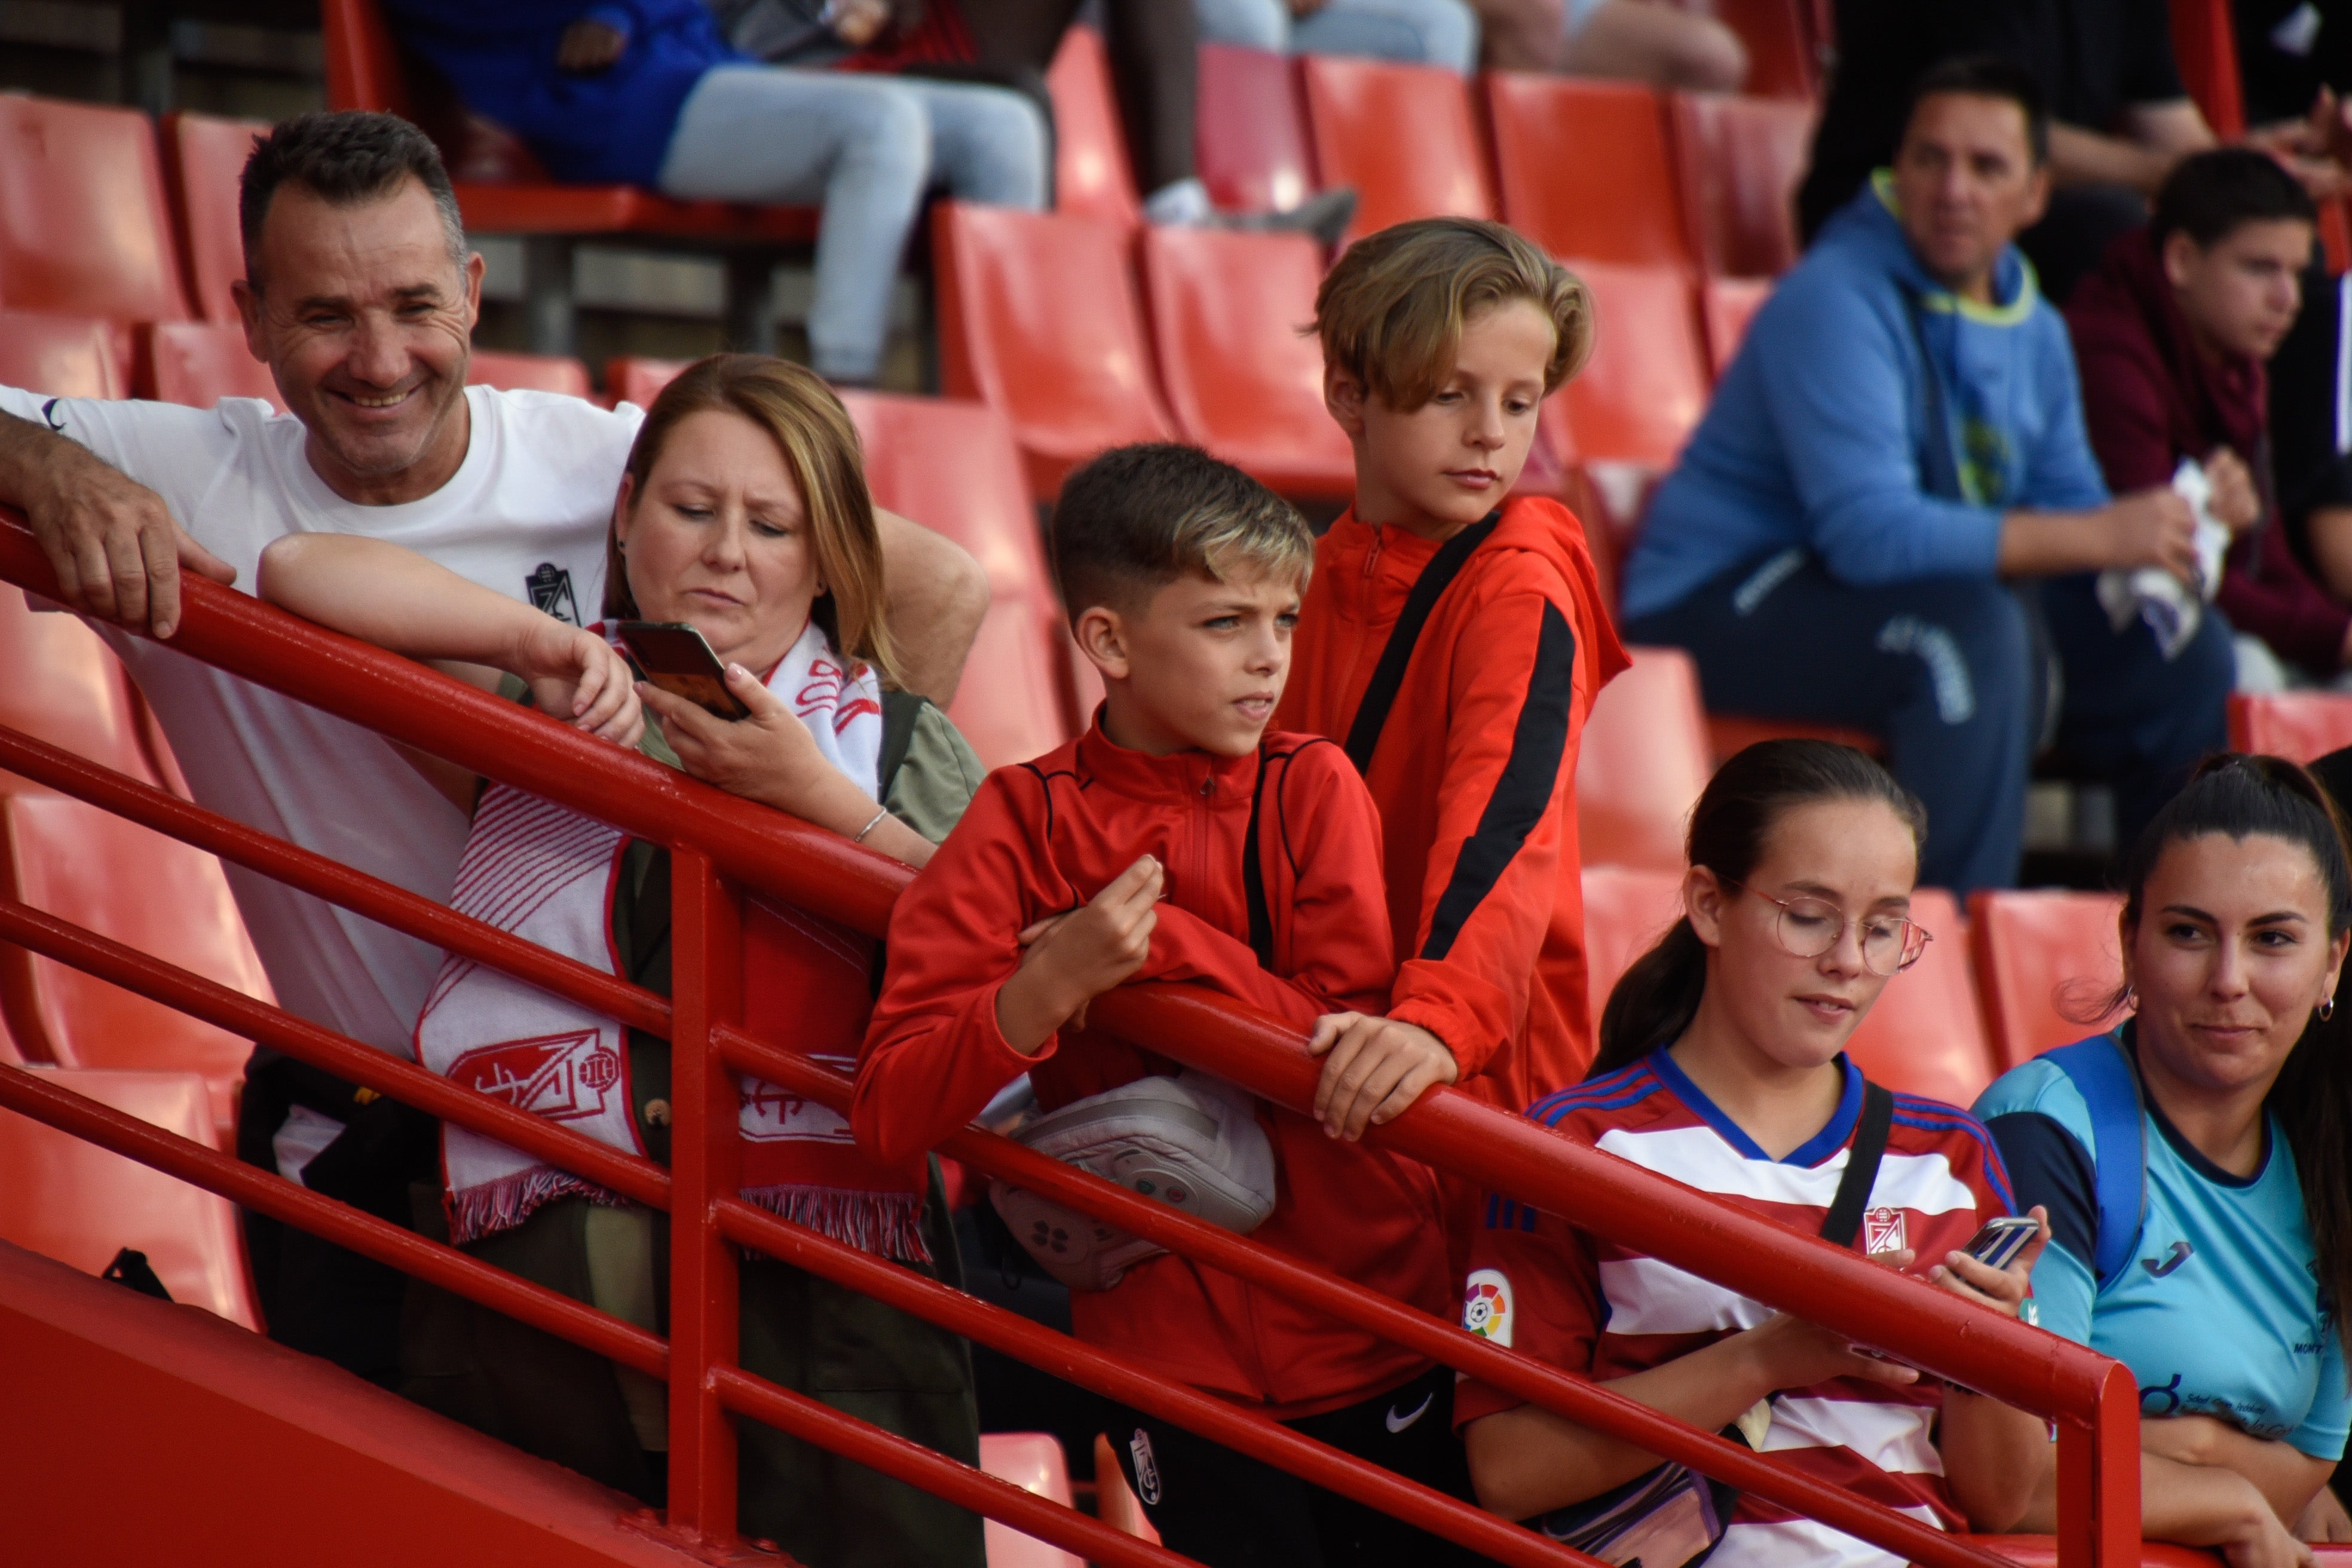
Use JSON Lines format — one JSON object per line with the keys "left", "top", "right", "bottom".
{"left": 1313, "top": 218, "right": 1594, "bottom": 410}
{"left": 605, "top": 354, "right": 895, "bottom": 685}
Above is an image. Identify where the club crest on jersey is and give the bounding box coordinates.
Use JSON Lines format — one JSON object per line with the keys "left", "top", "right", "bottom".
{"left": 1863, "top": 1206, "right": 1907, "bottom": 1257}
{"left": 1463, "top": 1269, "right": 1514, "bottom": 1346}
{"left": 449, "top": 1030, "right": 621, "bottom": 1121}
{"left": 739, "top": 1055, "right": 858, "bottom": 1143}
{"left": 526, "top": 562, "right": 581, "bottom": 626}
{"left": 1128, "top": 1428, "right": 1162, "bottom": 1506}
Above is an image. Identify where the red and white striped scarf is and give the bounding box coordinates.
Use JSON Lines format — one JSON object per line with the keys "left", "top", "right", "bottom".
{"left": 415, "top": 621, "right": 929, "bottom": 1258}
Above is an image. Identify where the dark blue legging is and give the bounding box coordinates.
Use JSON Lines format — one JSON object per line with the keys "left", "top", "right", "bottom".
{"left": 1622, "top": 553, "right": 2233, "bottom": 892}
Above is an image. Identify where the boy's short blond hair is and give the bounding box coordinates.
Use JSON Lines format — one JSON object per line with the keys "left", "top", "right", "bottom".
{"left": 1051, "top": 443, "right": 1313, "bottom": 621}
{"left": 1313, "top": 218, "right": 1594, "bottom": 410}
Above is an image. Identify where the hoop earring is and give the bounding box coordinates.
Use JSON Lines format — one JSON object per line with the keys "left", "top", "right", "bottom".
{"left": 2323, "top": 996, "right": 2337, "bottom": 1023}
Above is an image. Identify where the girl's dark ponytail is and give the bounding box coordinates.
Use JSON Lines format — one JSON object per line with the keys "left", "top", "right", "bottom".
{"left": 1587, "top": 740, "right": 1926, "bottom": 1079}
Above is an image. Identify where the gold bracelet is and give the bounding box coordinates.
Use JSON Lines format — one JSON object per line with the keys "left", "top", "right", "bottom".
{"left": 853, "top": 807, "right": 889, "bottom": 843}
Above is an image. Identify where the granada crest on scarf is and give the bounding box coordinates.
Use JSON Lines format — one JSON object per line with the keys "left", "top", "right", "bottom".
{"left": 416, "top": 620, "right": 929, "bottom": 1260}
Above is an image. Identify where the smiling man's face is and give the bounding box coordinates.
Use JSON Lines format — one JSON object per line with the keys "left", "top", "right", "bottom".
{"left": 234, "top": 176, "right": 483, "bottom": 505}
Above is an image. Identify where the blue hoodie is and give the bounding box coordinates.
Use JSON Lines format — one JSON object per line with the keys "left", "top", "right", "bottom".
{"left": 385, "top": 0, "right": 740, "bottom": 187}
{"left": 1619, "top": 176, "right": 2110, "bottom": 623}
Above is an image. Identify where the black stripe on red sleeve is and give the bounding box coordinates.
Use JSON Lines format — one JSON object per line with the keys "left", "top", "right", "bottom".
{"left": 1420, "top": 600, "right": 1577, "bottom": 961}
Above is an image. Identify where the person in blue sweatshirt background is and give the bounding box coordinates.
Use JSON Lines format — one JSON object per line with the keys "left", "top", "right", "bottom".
{"left": 1620, "top": 54, "right": 2233, "bottom": 896}
{"left": 382, "top": 0, "right": 1045, "bottom": 385}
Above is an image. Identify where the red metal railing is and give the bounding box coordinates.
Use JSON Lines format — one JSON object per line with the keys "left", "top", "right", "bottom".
{"left": 0, "top": 510, "right": 2142, "bottom": 1567}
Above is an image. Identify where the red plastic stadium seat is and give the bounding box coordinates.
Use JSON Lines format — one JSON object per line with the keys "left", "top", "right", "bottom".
{"left": 160, "top": 112, "right": 268, "bottom": 323}
{"left": 605, "top": 357, "right": 691, "bottom": 410}
{"left": 1843, "top": 890, "right": 1995, "bottom": 1107}
{"left": 932, "top": 203, "right": 1176, "bottom": 498}
{"left": 1299, "top": 57, "right": 1495, "bottom": 243}
{"left": 1486, "top": 76, "right": 1691, "bottom": 269}
{"left": 0, "top": 792, "right": 272, "bottom": 1137}
{"left": 1093, "top": 1434, "right": 1163, "bottom": 1544}
{"left": 1705, "top": 715, "right": 1884, "bottom": 764}
{"left": 836, "top": 393, "right": 1077, "bottom": 768}
{"left": 1045, "top": 26, "right": 1141, "bottom": 229}
{"left": 1670, "top": 93, "right": 1817, "bottom": 277}
{"left": 1699, "top": 276, "right": 1770, "bottom": 379}
{"left": 1968, "top": 890, "right": 2127, "bottom": 1071}
{"left": 1196, "top": 44, "right": 1319, "bottom": 216}
{"left": 1673, "top": 0, "right": 1818, "bottom": 99}
{"left": 139, "top": 321, "right": 282, "bottom": 411}
{"left": 0, "top": 311, "right": 122, "bottom": 401}
{"left": 1581, "top": 864, "right": 1688, "bottom": 1031}
{"left": 2228, "top": 692, "right": 2352, "bottom": 763}
{"left": 1551, "top": 261, "right": 1708, "bottom": 469}
{"left": 1140, "top": 227, "right": 1353, "bottom": 500}
{"left": 979, "top": 1433, "right": 1084, "bottom": 1568}
{"left": 321, "top": 0, "right": 817, "bottom": 247}
{"left": 0, "top": 579, "right": 164, "bottom": 789}
{"left": 0, "top": 1067, "right": 259, "bottom": 1325}
{"left": 466, "top": 350, "right": 594, "bottom": 399}
{"left": 0, "top": 96, "right": 192, "bottom": 335}
{"left": 1576, "top": 648, "right": 1709, "bottom": 873}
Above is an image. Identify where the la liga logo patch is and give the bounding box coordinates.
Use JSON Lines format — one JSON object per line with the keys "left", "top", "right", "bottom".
{"left": 1463, "top": 1269, "right": 1514, "bottom": 1347}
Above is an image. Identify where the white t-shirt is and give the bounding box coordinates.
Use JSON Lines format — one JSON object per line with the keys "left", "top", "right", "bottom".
{"left": 0, "top": 384, "right": 642, "bottom": 1058}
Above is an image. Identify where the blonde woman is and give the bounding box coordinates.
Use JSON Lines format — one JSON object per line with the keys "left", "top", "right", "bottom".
{"left": 260, "top": 354, "right": 984, "bottom": 1568}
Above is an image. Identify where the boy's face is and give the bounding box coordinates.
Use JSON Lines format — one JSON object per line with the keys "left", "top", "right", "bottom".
{"left": 2165, "top": 219, "right": 2313, "bottom": 364}
{"left": 1076, "top": 563, "right": 1301, "bottom": 758}
{"left": 1328, "top": 297, "right": 1553, "bottom": 540}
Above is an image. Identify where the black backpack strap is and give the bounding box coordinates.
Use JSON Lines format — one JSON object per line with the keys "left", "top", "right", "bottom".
{"left": 1820, "top": 1080, "right": 1895, "bottom": 1250}
{"left": 1342, "top": 513, "right": 1501, "bottom": 774}
{"left": 1242, "top": 748, "right": 1275, "bottom": 971}
{"left": 877, "top": 687, "right": 926, "bottom": 799}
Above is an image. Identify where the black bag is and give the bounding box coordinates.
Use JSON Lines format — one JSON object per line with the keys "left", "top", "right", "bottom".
{"left": 1528, "top": 1082, "right": 1896, "bottom": 1568}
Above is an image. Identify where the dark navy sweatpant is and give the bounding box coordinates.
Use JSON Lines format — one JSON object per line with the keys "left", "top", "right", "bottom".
{"left": 1622, "top": 553, "right": 2233, "bottom": 893}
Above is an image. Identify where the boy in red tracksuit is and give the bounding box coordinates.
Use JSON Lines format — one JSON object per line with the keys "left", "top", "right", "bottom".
{"left": 1277, "top": 217, "right": 1629, "bottom": 1134}
{"left": 855, "top": 445, "right": 1477, "bottom": 1568}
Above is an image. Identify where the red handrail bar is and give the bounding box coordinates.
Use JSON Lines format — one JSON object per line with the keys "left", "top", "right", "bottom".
{"left": 722, "top": 1029, "right": 2025, "bottom": 1568}
{"left": 714, "top": 1196, "right": 1594, "bottom": 1568}
{"left": 0, "top": 722, "right": 669, "bottom": 1037}
{"left": 0, "top": 1055, "right": 1195, "bottom": 1568}
{"left": 0, "top": 509, "right": 2139, "bottom": 1566}
{"left": 0, "top": 892, "right": 673, "bottom": 1214}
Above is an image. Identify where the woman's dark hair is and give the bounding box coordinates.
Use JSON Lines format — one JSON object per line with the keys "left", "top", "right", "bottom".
{"left": 2111, "top": 754, "right": 2352, "bottom": 1348}
{"left": 1592, "top": 740, "right": 1927, "bottom": 1077}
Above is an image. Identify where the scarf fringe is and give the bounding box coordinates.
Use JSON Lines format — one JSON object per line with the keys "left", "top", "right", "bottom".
{"left": 741, "top": 1184, "right": 931, "bottom": 1264}
{"left": 448, "top": 1166, "right": 627, "bottom": 1247}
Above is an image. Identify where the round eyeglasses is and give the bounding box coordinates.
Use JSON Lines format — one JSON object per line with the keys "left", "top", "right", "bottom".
{"left": 1723, "top": 880, "right": 1931, "bottom": 976}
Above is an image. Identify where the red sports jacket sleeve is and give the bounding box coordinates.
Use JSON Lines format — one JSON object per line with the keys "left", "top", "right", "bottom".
{"left": 854, "top": 770, "right": 1062, "bottom": 1165}
{"left": 1388, "top": 590, "right": 1587, "bottom": 1079}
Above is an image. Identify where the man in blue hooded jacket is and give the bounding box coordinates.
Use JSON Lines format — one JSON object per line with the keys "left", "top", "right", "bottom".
{"left": 1620, "top": 55, "right": 2232, "bottom": 893}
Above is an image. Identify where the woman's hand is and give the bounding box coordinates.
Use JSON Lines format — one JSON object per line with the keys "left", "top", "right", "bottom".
{"left": 512, "top": 619, "right": 642, "bottom": 746}
{"left": 2295, "top": 1486, "right": 2352, "bottom": 1544}
{"left": 1924, "top": 1206, "right": 2049, "bottom": 1319}
{"left": 1737, "top": 1247, "right": 1927, "bottom": 1394}
{"left": 2226, "top": 1496, "right": 2320, "bottom": 1568}
{"left": 639, "top": 661, "right": 832, "bottom": 810}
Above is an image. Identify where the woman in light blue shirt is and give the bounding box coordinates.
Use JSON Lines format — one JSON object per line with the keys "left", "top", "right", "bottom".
{"left": 1976, "top": 755, "right": 2352, "bottom": 1568}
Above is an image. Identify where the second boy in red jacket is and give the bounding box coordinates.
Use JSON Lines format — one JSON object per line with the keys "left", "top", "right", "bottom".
{"left": 1278, "top": 219, "right": 1628, "bottom": 1125}
{"left": 855, "top": 444, "right": 1476, "bottom": 1567}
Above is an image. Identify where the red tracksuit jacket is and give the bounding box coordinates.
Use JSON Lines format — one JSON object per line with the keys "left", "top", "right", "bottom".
{"left": 854, "top": 723, "right": 1452, "bottom": 1415}
{"left": 1275, "top": 496, "right": 1628, "bottom": 1111}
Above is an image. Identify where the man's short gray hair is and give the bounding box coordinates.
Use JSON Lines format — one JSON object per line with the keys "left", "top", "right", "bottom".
{"left": 238, "top": 111, "right": 466, "bottom": 288}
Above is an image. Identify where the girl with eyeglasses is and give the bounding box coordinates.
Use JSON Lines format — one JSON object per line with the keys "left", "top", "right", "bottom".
{"left": 1454, "top": 740, "right": 2051, "bottom": 1567}
{"left": 1978, "top": 755, "right": 2352, "bottom": 1568}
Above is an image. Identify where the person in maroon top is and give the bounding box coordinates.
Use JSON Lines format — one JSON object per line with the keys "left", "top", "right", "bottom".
{"left": 2066, "top": 149, "right": 2337, "bottom": 683}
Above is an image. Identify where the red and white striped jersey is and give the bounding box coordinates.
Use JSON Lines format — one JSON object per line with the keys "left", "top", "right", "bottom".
{"left": 1456, "top": 1048, "right": 2018, "bottom": 1568}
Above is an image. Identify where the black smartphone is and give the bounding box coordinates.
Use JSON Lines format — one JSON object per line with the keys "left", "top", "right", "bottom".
{"left": 615, "top": 620, "right": 752, "bottom": 721}
{"left": 1961, "top": 1215, "right": 2040, "bottom": 1271}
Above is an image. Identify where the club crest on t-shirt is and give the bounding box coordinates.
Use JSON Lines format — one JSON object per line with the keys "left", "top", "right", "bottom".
{"left": 1863, "top": 1205, "right": 1907, "bottom": 1257}
{"left": 527, "top": 562, "right": 581, "bottom": 626}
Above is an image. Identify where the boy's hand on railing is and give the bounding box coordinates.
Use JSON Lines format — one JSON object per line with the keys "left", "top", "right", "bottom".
{"left": 1303, "top": 1015, "right": 1458, "bottom": 1141}
{"left": 514, "top": 620, "right": 642, "bottom": 746}
{"left": 1923, "top": 1206, "right": 2048, "bottom": 1321}
{"left": 993, "top": 858, "right": 1161, "bottom": 1054}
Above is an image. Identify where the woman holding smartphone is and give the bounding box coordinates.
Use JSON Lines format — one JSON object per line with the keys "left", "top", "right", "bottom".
{"left": 260, "top": 354, "right": 985, "bottom": 1568}
{"left": 1977, "top": 755, "right": 2352, "bottom": 1568}
{"left": 1456, "top": 740, "right": 2051, "bottom": 1568}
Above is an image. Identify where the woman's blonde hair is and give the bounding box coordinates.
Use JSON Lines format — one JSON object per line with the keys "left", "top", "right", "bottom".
{"left": 605, "top": 354, "right": 895, "bottom": 685}
{"left": 1313, "top": 217, "right": 1594, "bottom": 409}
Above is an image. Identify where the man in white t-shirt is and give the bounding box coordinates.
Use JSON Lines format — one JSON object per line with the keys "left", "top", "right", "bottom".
{"left": 0, "top": 111, "right": 987, "bottom": 1380}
